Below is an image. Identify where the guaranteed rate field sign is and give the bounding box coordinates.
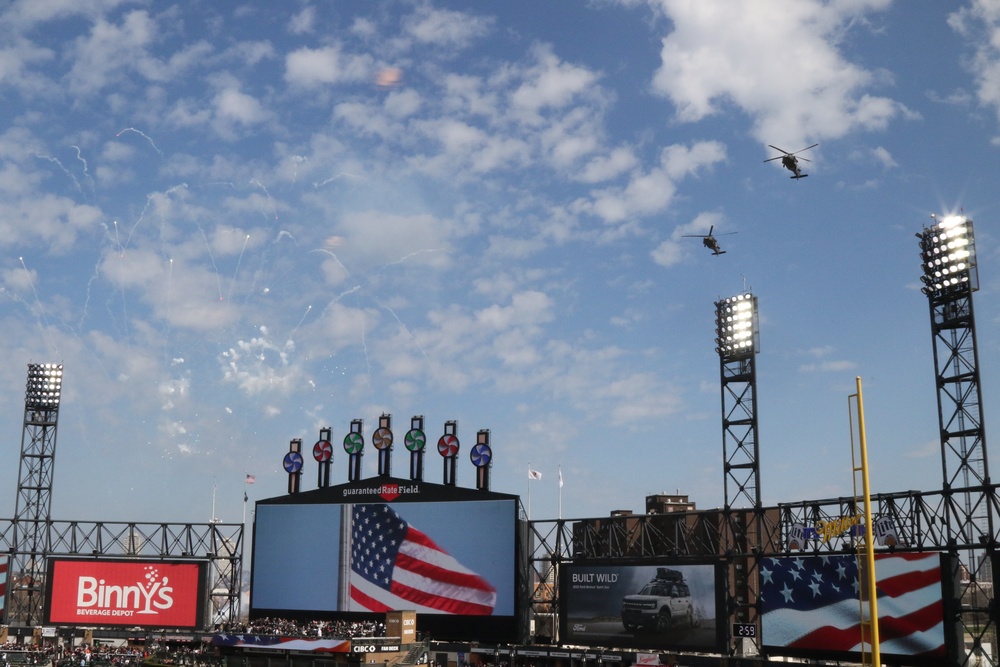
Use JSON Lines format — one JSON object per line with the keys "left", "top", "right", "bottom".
{"left": 45, "top": 558, "right": 206, "bottom": 629}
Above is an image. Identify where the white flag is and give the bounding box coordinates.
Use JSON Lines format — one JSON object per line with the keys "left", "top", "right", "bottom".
{"left": 559, "top": 468, "right": 563, "bottom": 488}
{"left": 528, "top": 468, "right": 542, "bottom": 480}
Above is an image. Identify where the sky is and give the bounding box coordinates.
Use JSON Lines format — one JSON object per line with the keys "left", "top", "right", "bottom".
{"left": 1, "top": 0, "right": 1000, "bottom": 530}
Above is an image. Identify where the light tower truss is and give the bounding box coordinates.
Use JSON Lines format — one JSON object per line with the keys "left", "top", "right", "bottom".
{"left": 917, "top": 216, "right": 993, "bottom": 573}
{"left": 527, "top": 484, "right": 1000, "bottom": 665}
{"left": 714, "top": 292, "right": 763, "bottom": 654}
{"left": 715, "top": 293, "right": 762, "bottom": 510}
{"left": 0, "top": 518, "right": 244, "bottom": 628}
{"left": 10, "top": 363, "right": 63, "bottom": 626}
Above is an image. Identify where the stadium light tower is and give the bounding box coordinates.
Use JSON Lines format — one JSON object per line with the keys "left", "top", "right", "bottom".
{"left": 916, "top": 215, "right": 992, "bottom": 553}
{"left": 715, "top": 293, "right": 762, "bottom": 656}
{"left": 716, "top": 293, "right": 761, "bottom": 510}
{"left": 10, "top": 362, "right": 63, "bottom": 626}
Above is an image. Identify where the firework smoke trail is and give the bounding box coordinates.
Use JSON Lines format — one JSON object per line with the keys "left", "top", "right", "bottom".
{"left": 113, "top": 219, "right": 124, "bottom": 257}
{"left": 250, "top": 178, "right": 278, "bottom": 220}
{"left": 116, "top": 127, "right": 164, "bottom": 157}
{"left": 313, "top": 172, "right": 361, "bottom": 188}
{"left": 357, "top": 296, "right": 375, "bottom": 404}
{"left": 377, "top": 298, "right": 436, "bottom": 377}
{"left": 309, "top": 248, "right": 351, "bottom": 278}
{"left": 292, "top": 305, "right": 312, "bottom": 333}
{"left": 34, "top": 153, "right": 82, "bottom": 193}
{"left": 71, "top": 145, "right": 96, "bottom": 193}
{"left": 124, "top": 184, "right": 188, "bottom": 252}
{"left": 228, "top": 234, "right": 251, "bottom": 302}
{"left": 78, "top": 263, "right": 103, "bottom": 330}
{"left": 18, "top": 257, "right": 56, "bottom": 352}
{"left": 291, "top": 156, "right": 307, "bottom": 183}
{"left": 246, "top": 230, "right": 297, "bottom": 302}
{"left": 380, "top": 248, "right": 444, "bottom": 269}
{"left": 198, "top": 226, "right": 225, "bottom": 301}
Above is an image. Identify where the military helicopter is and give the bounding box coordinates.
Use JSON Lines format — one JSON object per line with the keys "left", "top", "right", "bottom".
{"left": 764, "top": 143, "right": 818, "bottom": 179}
{"left": 682, "top": 225, "right": 736, "bottom": 255}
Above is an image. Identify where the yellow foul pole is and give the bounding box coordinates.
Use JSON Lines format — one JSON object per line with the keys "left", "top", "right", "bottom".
{"left": 855, "top": 376, "right": 881, "bottom": 665}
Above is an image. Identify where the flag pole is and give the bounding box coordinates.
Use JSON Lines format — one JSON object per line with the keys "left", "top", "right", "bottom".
{"left": 527, "top": 463, "right": 531, "bottom": 520}
{"left": 558, "top": 465, "right": 563, "bottom": 520}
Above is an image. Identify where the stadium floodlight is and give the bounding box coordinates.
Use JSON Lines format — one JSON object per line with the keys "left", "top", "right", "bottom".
{"left": 917, "top": 215, "right": 978, "bottom": 297}
{"left": 25, "top": 362, "right": 63, "bottom": 409}
{"left": 715, "top": 292, "right": 759, "bottom": 358}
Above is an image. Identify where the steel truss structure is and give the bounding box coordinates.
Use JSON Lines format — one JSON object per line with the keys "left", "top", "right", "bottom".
{"left": 528, "top": 484, "right": 998, "bottom": 664}
{"left": 0, "top": 518, "right": 244, "bottom": 628}
{"left": 10, "top": 363, "right": 63, "bottom": 627}
{"left": 715, "top": 293, "right": 763, "bottom": 652}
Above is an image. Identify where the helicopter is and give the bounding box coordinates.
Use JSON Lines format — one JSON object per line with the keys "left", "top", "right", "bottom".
{"left": 764, "top": 143, "right": 818, "bottom": 179}
{"left": 682, "top": 225, "right": 736, "bottom": 256}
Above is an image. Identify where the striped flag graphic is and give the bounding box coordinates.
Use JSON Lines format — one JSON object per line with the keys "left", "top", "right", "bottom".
{"left": 760, "top": 552, "right": 946, "bottom": 659}
{"left": 349, "top": 503, "right": 496, "bottom": 615}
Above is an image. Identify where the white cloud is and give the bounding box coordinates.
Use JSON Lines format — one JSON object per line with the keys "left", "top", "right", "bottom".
{"left": 289, "top": 7, "right": 316, "bottom": 34}
{"left": 214, "top": 87, "right": 269, "bottom": 125}
{"left": 67, "top": 10, "right": 157, "bottom": 94}
{"left": 950, "top": 0, "right": 1000, "bottom": 134}
{"left": 284, "top": 45, "right": 372, "bottom": 87}
{"left": 578, "top": 147, "right": 639, "bottom": 183}
{"left": 580, "top": 141, "right": 726, "bottom": 225}
{"left": 510, "top": 45, "right": 601, "bottom": 124}
{"left": 871, "top": 145, "right": 897, "bottom": 168}
{"left": 647, "top": 0, "right": 899, "bottom": 147}
{"left": 0, "top": 38, "right": 55, "bottom": 93}
{"left": 403, "top": 5, "right": 493, "bottom": 49}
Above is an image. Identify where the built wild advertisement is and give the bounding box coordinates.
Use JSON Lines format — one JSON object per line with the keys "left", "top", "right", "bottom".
{"left": 560, "top": 562, "right": 723, "bottom": 652}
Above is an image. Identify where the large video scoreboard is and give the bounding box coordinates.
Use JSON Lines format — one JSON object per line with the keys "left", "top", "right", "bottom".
{"left": 251, "top": 478, "right": 523, "bottom": 643}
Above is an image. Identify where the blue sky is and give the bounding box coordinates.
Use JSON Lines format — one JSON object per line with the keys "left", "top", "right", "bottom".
{"left": 1, "top": 0, "right": 999, "bottom": 527}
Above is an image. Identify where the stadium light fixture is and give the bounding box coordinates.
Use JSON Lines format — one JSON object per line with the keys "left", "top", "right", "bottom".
{"left": 917, "top": 215, "right": 978, "bottom": 297}
{"left": 715, "top": 293, "right": 758, "bottom": 358}
{"left": 25, "top": 362, "right": 63, "bottom": 409}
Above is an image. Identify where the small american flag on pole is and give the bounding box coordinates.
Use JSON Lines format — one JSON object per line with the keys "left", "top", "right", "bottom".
{"left": 760, "top": 553, "right": 946, "bottom": 659}
{"left": 245, "top": 473, "right": 255, "bottom": 484}
{"left": 349, "top": 503, "right": 496, "bottom": 615}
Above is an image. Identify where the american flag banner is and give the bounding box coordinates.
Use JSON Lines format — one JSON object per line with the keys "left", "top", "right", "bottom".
{"left": 0, "top": 556, "right": 7, "bottom": 612}
{"left": 349, "top": 503, "right": 497, "bottom": 615}
{"left": 760, "top": 553, "right": 947, "bottom": 659}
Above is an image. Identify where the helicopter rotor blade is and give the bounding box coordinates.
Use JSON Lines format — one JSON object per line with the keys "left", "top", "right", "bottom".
{"left": 768, "top": 145, "right": 790, "bottom": 154}
{"left": 791, "top": 143, "right": 819, "bottom": 155}
{"left": 763, "top": 155, "right": 784, "bottom": 162}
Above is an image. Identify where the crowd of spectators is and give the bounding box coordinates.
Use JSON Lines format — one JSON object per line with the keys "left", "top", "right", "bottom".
{"left": 2, "top": 644, "right": 146, "bottom": 667}
{"left": 225, "top": 618, "right": 387, "bottom": 639}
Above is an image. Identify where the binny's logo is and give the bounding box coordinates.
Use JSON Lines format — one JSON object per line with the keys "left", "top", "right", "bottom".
{"left": 76, "top": 565, "right": 174, "bottom": 616}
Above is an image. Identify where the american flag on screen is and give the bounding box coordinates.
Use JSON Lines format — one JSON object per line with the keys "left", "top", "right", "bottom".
{"left": 760, "top": 553, "right": 946, "bottom": 658}
{"left": 349, "top": 503, "right": 497, "bottom": 615}
{"left": 0, "top": 556, "right": 8, "bottom": 611}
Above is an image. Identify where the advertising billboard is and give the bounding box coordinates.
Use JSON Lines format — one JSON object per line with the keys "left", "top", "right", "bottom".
{"left": 251, "top": 479, "right": 520, "bottom": 642}
{"left": 560, "top": 562, "right": 724, "bottom": 652}
{"left": 44, "top": 558, "right": 207, "bottom": 629}
{"left": 760, "top": 552, "right": 959, "bottom": 664}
